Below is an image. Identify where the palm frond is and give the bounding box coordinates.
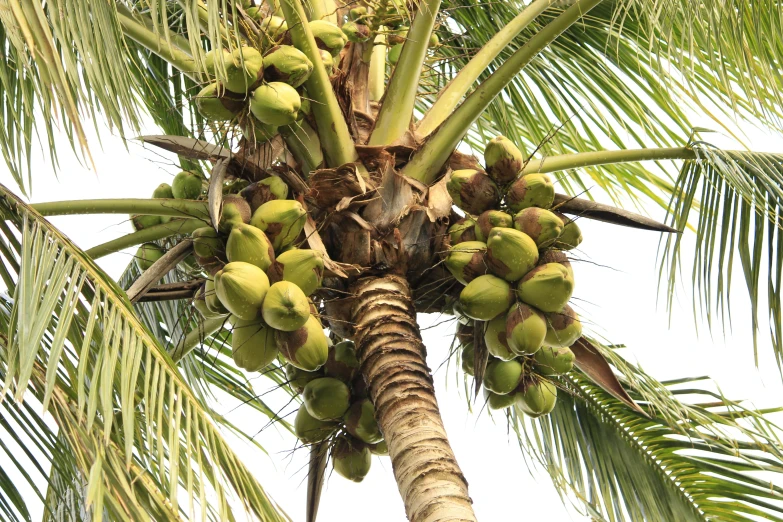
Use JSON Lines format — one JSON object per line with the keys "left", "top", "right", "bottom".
{"left": 0, "top": 185, "right": 289, "bottom": 521}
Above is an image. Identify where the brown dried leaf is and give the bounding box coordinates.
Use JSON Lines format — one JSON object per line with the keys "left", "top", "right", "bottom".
{"left": 306, "top": 441, "right": 329, "bottom": 522}
{"left": 473, "top": 322, "right": 489, "bottom": 398}
{"left": 553, "top": 194, "right": 678, "bottom": 233}
{"left": 208, "top": 159, "right": 227, "bottom": 231}
{"left": 303, "top": 216, "right": 348, "bottom": 278}
{"left": 425, "top": 171, "right": 453, "bottom": 222}
{"left": 127, "top": 240, "right": 194, "bottom": 303}
{"left": 138, "top": 135, "right": 231, "bottom": 161}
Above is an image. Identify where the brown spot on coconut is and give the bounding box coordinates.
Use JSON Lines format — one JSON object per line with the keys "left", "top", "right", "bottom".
{"left": 276, "top": 315, "right": 329, "bottom": 371}
{"left": 241, "top": 177, "right": 289, "bottom": 212}
{"left": 474, "top": 210, "right": 513, "bottom": 242}
{"left": 513, "top": 207, "right": 564, "bottom": 247}
{"left": 506, "top": 173, "right": 555, "bottom": 212}
{"left": 445, "top": 241, "right": 489, "bottom": 285}
{"left": 543, "top": 304, "right": 582, "bottom": 349}
{"left": 485, "top": 228, "right": 539, "bottom": 281}
{"left": 448, "top": 217, "right": 478, "bottom": 245}
{"left": 484, "top": 136, "right": 524, "bottom": 186}
{"left": 324, "top": 340, "right": 359, "bottom": 383}
{"left": 446, "top": 169, "right": 501, "bottom": 215}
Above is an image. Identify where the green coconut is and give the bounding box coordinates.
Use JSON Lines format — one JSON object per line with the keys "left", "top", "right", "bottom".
{"left": 218, "top": 195, "right": 253, "bottom": 233}
{"left": 484, "top": 136, "right": 524, "bottom": 185}
{"left": 261, "top": 281, "right": 310, "bottom": 331}
{"left": 484, "top": 388, "right": 518, "bottom": 410}
{"left": 135, "top": 243, "right": 164, "bottom": 271}
{"left": 195, "top": 82, "right": 244, "bottom": 121}
{"left": 534, "top": 346, "right": 575, "bottom": 376}
{"left": 285, "top": 363, "right": 323, "bottom": 393}
{"left": 231, "top": 316, "right": 278, "bottom": 371}
{"left": 152, "top": 183, "right": 174, "bottom": 199}
{"left": 342, "top": 21, "right": 371, "bottom": 42}
{"left": 262, "top": 45, "right": 313, "bottom": 88}
{"left": 448, "top": 217, "right": 477, "bottom": 245}
{"left": 324, "top": 340, "right": 359, "bottom": 383}
{"left": 506, "top": 173, "right": 555, "bottom": 212}
{"left": 241, "top": 177, "right": 289, "bottom": 212}
{"left": 446, "top": 169, "right": 501, "bottom": 215}
{"left": 319, "top": 49, "right": 335, "bottom": 75}
{"left": 266, "top": 248, "right": 324, "bottom": 296}
{"left": 294, "top": 405, "right": 337, "bottom": 444}
{"left": 225, "top": 223, "right": 276, "bottom": 270}
{"left": 250, "top": 199, "right": 307, "bottom": 250}
{"left": 250, "top": 82, "right": 301, "bottom": 126}
{"left": 388, "top": 43, "right": 403, "bottom": 64}
{"left": 543, "top": 304, "right": 582, "bottom": 349}
{"left": 310, "top": 20, "right": 348, "bottom": 57}
{"left": 516, "top": 263, "right": 574, "bottom": 313}
{"left": 484, "top": 315, "right": 515, "bottom": 361}
{"left": 240, "top": 117, "right": 279, "bottom": 144}
{"left": 172, "top": 171, "right": 203, "bottom": 200}
{"left": 368, "top": 440, "right": 388, "bottom": 456}
{"left": 223, "top": 46, "right": 264, "bottom": 93}
{"left": 204, "top": 278, "right": 229, "bottom": 315}
{"left": 461, "top": 342, "right": 475, "bottom": 376}
{"left": 474, "top": 210, "right": 513, "bottom": 242}
{"left": 131, "top": 214, "right": 161, "bottom": 231}
{"left": 485, "top": 227, "right": 539, "bottom": 282}
{"left": 214, "top": 261, "right": 270, "bottom": 320}
{"left": 258, "top": 16, "right": 288, "bottom": 45}
{"left": 517, "top": 379, "right": 558, "bottom": 417}
{"left": 193, "top": 283, "right": 226, "bottom": 319}
{"left": 483, "top": 359, "right": 523, "bottom": 395}
{"left": 505, "top": 302, "right": 547, "bottom": 356}
{"left": 332, "top": 437, "right": 372, "bottom": 483}
{"left": 203, "top": 48, "right": 232, "bottom": 77}
{"left": 444, "top": 241, "right": 488, "bottom": 285}
{"left": 276, "top": 315, "right": 329, "bottom": 371}
{"left": 344, "top": 399, "right": 383, "bottom": 444}
{"left": 349, "top": 6, "right": 367, "bottom": 20}
{"left": 302, "top": 377, "right": 351, "bottom": 420}
{"left": 513, "top": 208, "right": 565, "bottom": 248}
{"left": 459, "top": 274, "right": 515, "bottom": 321}
{"left": 555, "top": 213, "right": 583, "bottom": 250}
{"left": 192, "top": 227, "right": 224, "bottom": 259}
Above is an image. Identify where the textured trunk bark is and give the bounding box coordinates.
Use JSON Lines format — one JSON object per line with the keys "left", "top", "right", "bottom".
{"left": 351, "top": 275, "right": 477, "bottom": 522}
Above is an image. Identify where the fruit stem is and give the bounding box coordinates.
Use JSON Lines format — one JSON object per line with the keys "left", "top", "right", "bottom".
{"left": 280, "top": 0, "right": 359, "bottom": 167}
{"left": 85, "top": 219, "right": 208, "bottom": 259}
{"left": 416, "top": 0, "right": 554, "bottom": 137}
{"left": 519, "top": 147, "right": 697, "bottom": 175}
{"left": 32, "top": 198, "right": 209, "bottom": 219}
{"left": 368, "top": 0, "right": 441, "bottom": 146}
{"left": 305, "top": 0, "right": 338, "bottom": 23}
{"left": 368, "top": 29, "right": 387, "bottom": 102}
{"left": 170, "top": 316, "right": 227, "bottom": 362}
{"left": 402, "top": 0, "right": 604, "bottom": 185}
{"left": 280, "top": 121, "right": 324, "bottom": 177}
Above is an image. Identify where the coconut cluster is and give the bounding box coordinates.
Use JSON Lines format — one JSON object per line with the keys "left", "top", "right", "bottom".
{"left": 445, "top": 136, "right": 584, "bottom": 418}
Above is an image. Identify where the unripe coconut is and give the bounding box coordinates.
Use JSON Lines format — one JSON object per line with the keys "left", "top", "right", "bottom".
{"left": 517, "top": 379, "right": 557, "bottom": 417}
{"left": 192, "top": 227, "right": 224, "bottom": 259}
{"left": 554, "top": 213, "right": 583, "bottom": 250}
{"left": 219, "top": 195, "right": 252, "bottom": 233}
{"left": 250, "top": 199, "right": 307, "bottom": 250}
{"left": 285, "top": 363, "right": 323, "bottom": 393}
{"left": 294, "top": 405, "right": 336, "bottom": 444}
{"left": 204, "top": 278, "right": 229, "bottom": 315}
{"left": 342, "top": 21, "right": 371, "bottom": 42}
{"left": 276, "top": 315, "right": 329, "bottom": 370}
{"left": 319, "top": 49, "right": 335, "bottom": 75}
{"left": 226, "top": 223, "right": 275, "bottom": 270}
{"left": 506, "top": 173, "right": 554, "bottom": 212}
{"left": 310, "top": 20, "right": 348, "bottom": 57}
{"left": 131, "top": 214, "right": 161, "bottom": 231}
{"left": 241, "top": 177, "right": 289, "bottom": 212}
{"left": 368, "top": 440, "right": 388, "bottom": 456}
{"left": 303, "top": 377, "right": 351, "bottom": 420}
{"left": 506, "top": 302, "right": 546, "bottom": 355}
{"left": 429, "top": 32, "right": 440, "bottom": 47}
{"left": 332, "top": 436, "right": 372, "bottom": 483}
{"left": 223, "top": 47, "right": 264, "bottom": 93}
{"left": 231, "top": 316, "right": 278, "bottom": 371}
{"left": 195, "top": 82, "right": 244, "bottom": 121}
{"left": 484, "top": 136, "right": 524, "bottom": 185}
{"left": 459, "top": 274, "right": 514, "bottom": 321}
{"left": 483, "top": 358, "right": 523, "bottom": 395}
{"left": 447, "top": 169, "right": 501, "bottom": 215}
{"left": 461, "top": 342, "right": 475, "bottom": 376}
{"left": 483, "top": 388, "right": 517, "bottom": 410}
{"left": 445, "top": 241, "right": 488, "bottom": 285}
{"left": 266, "top": 248, "right": 324, "bottom": 296}
{"left": 152, "top": 183, "right": 174, "bottom": 199}
{"left": 474, "top": 210, "right": 513, "bottom": 242}
{"left": 172, "top": 171, "right": 202, "bottom": 200}
{"left": 388, "top": 28, "right": 408, "bottom": 46}
{"left": 214, "top": 262, "right": 270, "bottom": 320}
{"left": 516, "top": 263, "right": 574, "bottom": 313}
{"left": 448, "top": 217, "right": 477, "bottom": 244}
{"left": 193, "top": 283, "right": 227, "bottom": 319}
{"left": 250, "top": 82, "right": 301, "bottom": 126}
{"left": 324, "top": 340, "right": 359, "bottom": 383}
{"left": 240, "top": 117, "right": 279, "bottom": 144}
{"left": 456, "top": 321, "right": 474, "bottom": 345}
{"left": 258, "top": 16, "right": 288, "bottom": 44}
{"left": 534, "top": 345, "right": 575, "bottom": 376}
{"left": 348, "top": 6, "right": 367, "bottom": 20}
{"left": 484, "top": 314, "right": 515, "bottom": 361}
{"left": 388, "top": 43, "right": 403, "bottom": 64}
{"left": 262, "top": 281, "right": 310, "bottom": 331}
{"left": 136, "top": 243, "right": 164, "bottom": 271}
{"left": 262, "top": 45, "right": 313, "bottom": 88}
{"left": 344, "top": 399, "right": 383, "bottom": 444}
{"left": 513, "top": 208, "right": 564, "bottom": 247}
{"left": 246, "top": 6, "right": 263, "bottom": 19}
{"left": 486, "top": 227, "right": 539, "bottom": 282}
{"left": 543, "top": 304, "right": 582, "bottom": 349}
{"left": 203, "top": 48, "right": 232, "bottom": 76}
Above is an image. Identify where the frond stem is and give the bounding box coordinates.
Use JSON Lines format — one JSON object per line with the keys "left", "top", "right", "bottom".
{"left": 85, "top": 219, "right": 208, "bottom": 259}
{"left": 520, "top": 147, "right": 697, "bottom": 175}
{"left": 170, "top": 316, "right": 227, "bottom": 362}
{"left": 32, "top": 199, "right": 209, "bottom": 219}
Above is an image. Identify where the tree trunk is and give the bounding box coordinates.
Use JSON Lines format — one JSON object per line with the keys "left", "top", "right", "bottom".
{"left": 351, "top": 275, "right": 477, "bottom": 522}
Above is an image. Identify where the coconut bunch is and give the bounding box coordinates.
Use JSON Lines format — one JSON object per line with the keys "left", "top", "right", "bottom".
{"left": 289, "top": 339, "right": 388, "bottom": 483}
{"left": 444, "top": 136, "right": 584, "bottom": 418}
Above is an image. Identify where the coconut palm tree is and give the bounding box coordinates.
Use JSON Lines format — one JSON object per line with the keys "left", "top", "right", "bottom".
{"left": 1, "top": 0, "right": 783, "bottom": 520}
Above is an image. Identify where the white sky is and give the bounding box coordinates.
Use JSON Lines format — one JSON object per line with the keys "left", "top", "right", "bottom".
{"left": 4, "top": 115, "right": 783, "bottom": 521}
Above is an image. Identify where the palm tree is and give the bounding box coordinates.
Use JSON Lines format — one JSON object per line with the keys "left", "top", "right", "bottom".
{"left": 1, "top": 0, "right": 783, "bottom": 520}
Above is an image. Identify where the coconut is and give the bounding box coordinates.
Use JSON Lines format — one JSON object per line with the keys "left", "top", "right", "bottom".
{"left": 456, "top": 321, "right": 474, "bottom": 345}
{"left": 485, "top": 227, "right": 539, "bottom": 282}
{"left": 429, "top": 32, "right": 440, "bottom": 47}
{"left": 349, "top": 6, "right": 367, "bottom": 20}
{"left": 241, "top": 177, "right": 289, "bottom": 212}
{"left": 214, "top": 261, "right": 269, "bottom": 320}
{"left": 195, "top": 82, "right": 244, "bottom": 121}
{"left": 240, "top": 117, "right": 279, "bottom": 144}
{"left": 302, "top": 377, "right": 351, "bottom": 420}
{"left": 285, "top": 363, "right": 323, "bottom": 393}
{"left": 516, "top": 379, "right": 557, "bottom": 417}
{"left": 516, "top": 263, "right": 574, "bottom": 313}
{"left": 258, "top": 16, "right": 288, "bottom": 45}
{"left": 459, "top": 274, "right": 514, "bottom": 321}
{"left": 250, "top": 199, "right": 307, "bottom": 250}
{"left": 483, "top": 388, "right": 517, "bottom": 410}
{"left": 319, "top": 49, "right": 335, "bottom": 75}
{"left": 225, "top": 222, "right": 275, "bottom": 270}
{"left": 324, "top": 340, "right": 359, "bottom": 383}
{"left": 506, "top": 173, "right": 554, "bottom": 212}
{"left": 218, "top": 195, "right": 253, "bottom": 233}
{"left": 448, "top": 217, "right": 477, "bottom": 245}
{"left": 262, "top": 45, "right": 313, "bottom": 88}
{"left": 344, "top": 399, "right": 383, "bottom": 444}
{"left": 136, "top": 243, "right": 164, "bottom": 271}
{"left": 483, "top": 359, "right": 523, "bottom": 395}
{"left": 332, "top": 436, "right": 372, "bottom": 483}
{"left": 276, "top": 315, "right": 329, "bottom": 370}
{"left": 446, "top": 169, "right": 500, "bottom": 215}
{"left": 543, "top": 304, "right": 582, "bottom": 349}
{"left": 484, "top": 315, "right": 515, "bottom": 361}
{"left": 266, "top": 248, "right": 324, "bottom": 296}
{"left": 474, "top": 210, "right": 513, "bottom": 242}
{"left": 193, "top": 283, "right": 227, "bottom": 319}
{"left": 444, "top": 241, "right": 488, "bottom": 285}
{"left": 484, "top": 136, "right": 524, "bottom": 185}
{"left": 261, "top": 281, "right": 310, "bottom": 331}
{"left": 203, "top": 48, "right": 232, "bottom": 77}
{"left": 231, "top": 316, "right": 278, "bottom": 371}
{"left": 388, "top": 43, "right": 403, "bottom": 64}
{"left": 250, "top": 82, "right": 301, "bottom": 126}
{"left": 452, "top": 300, "right": 473, "bottom": 326}
{"left": 505, "top": 302, "right": 546, "bottom": 356}
{"left": 172, "top": 170, "right": 202, "bottom": 200}
{"left": 223, "top": 47, "right": 264, "bottom": 93}
{"left": 534, "top": 346, "right": 575, "bottom": 377}
{"left": 513, "top": 208, "right": 564, "bottom": 248}
{"left": 310, "top": 20, "right": 348, "bottom": 57}
{"left": 192, "top": 227, "right": 224, "bottom": 259}
{"left": 294, "top": 405, "right": 337, "bottom": 444}
{"left": 204, "top": 278, "right": 229, "bottom": 315}
{"left": 461, "top": 342, "right": 475, "bottom": 376}
{"left": 152, "top": 183, "right": 174, "bottom": 199}
{"left": 342, "top": 21, "right": 371, "bottom": 42}
{"left": 388, "top": 28, "right": 407, "bottom": 45}
{"left": 554, "top": 213, "right": 583, "bottom": 250}
{"left": 368, "top": 439, "right": 388, "bottom": 456}
{"left": 131, "top": 214, "right": 161, "bottom": 231}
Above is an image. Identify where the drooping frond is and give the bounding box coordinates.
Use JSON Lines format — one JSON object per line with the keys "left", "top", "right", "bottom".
{"left": 0, "top": 185, "right": 289, "bottom": 521}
